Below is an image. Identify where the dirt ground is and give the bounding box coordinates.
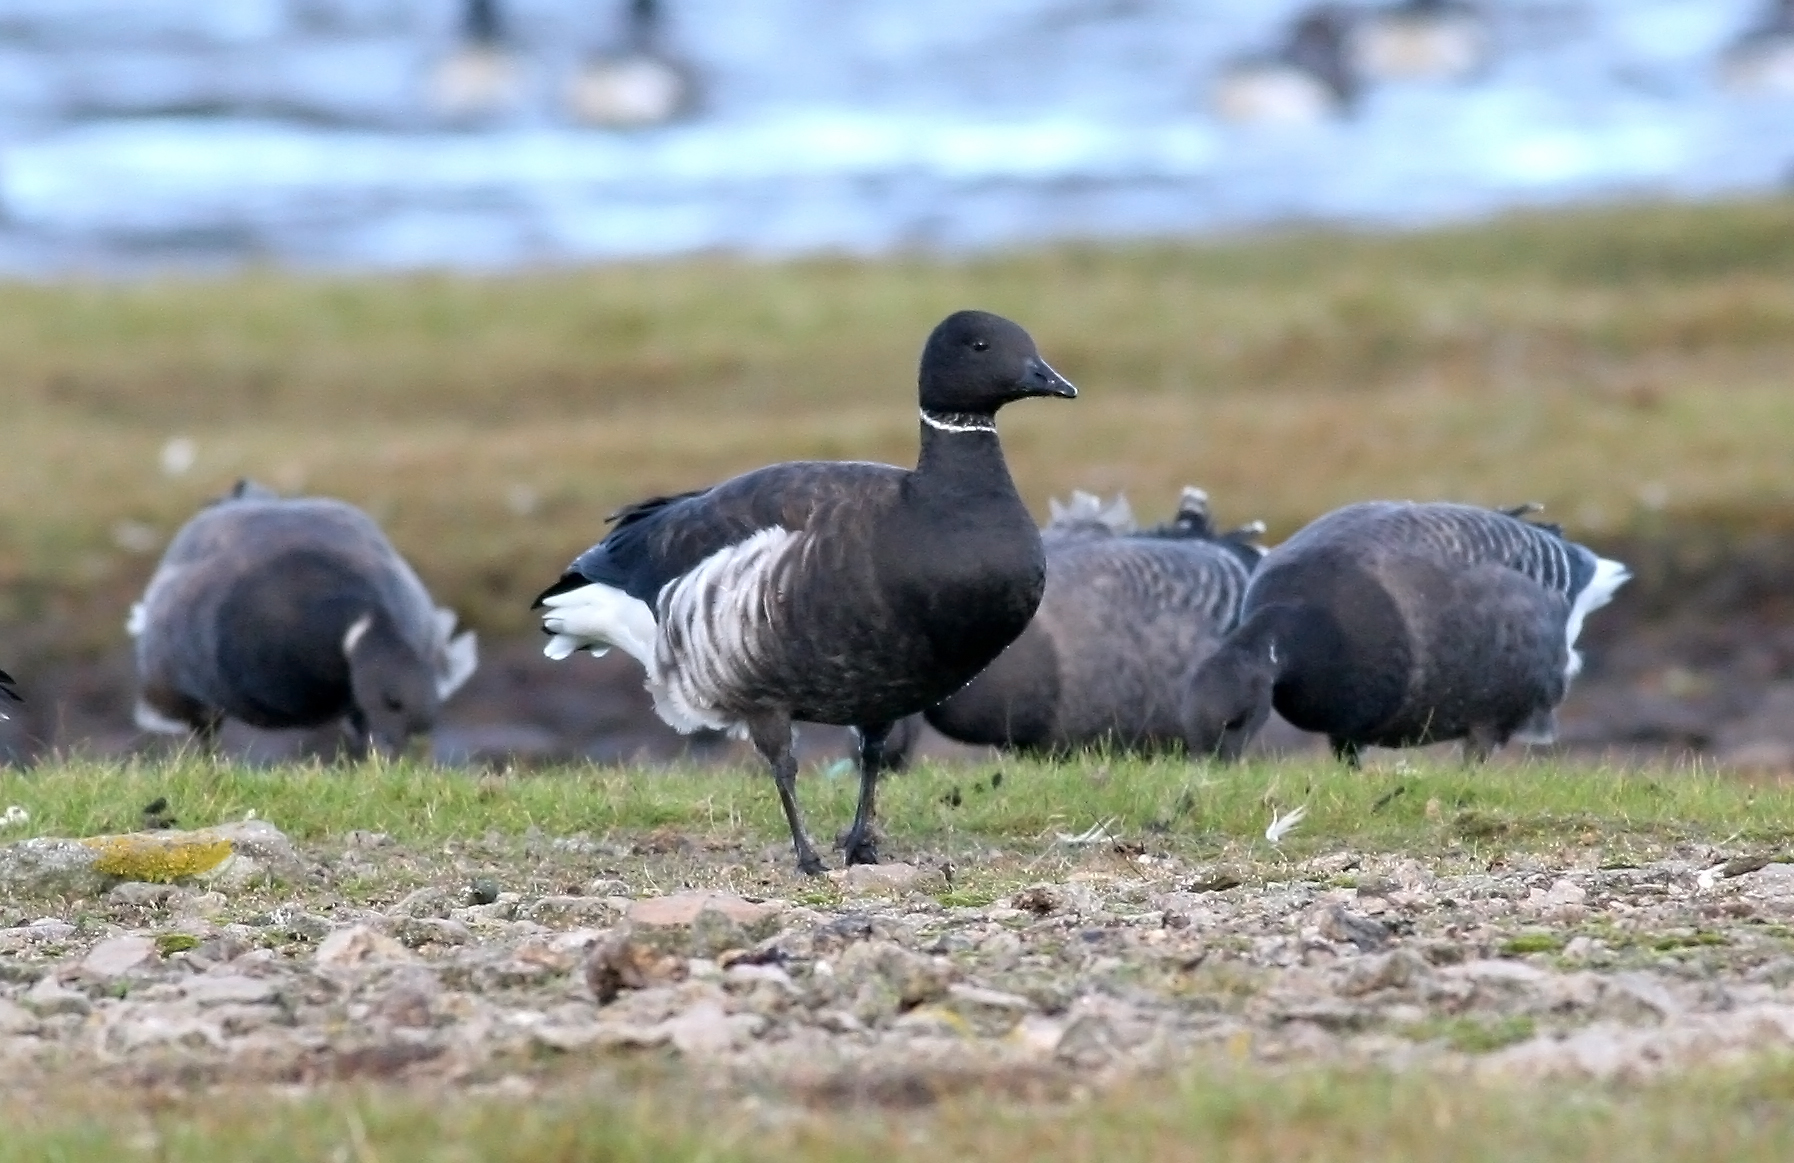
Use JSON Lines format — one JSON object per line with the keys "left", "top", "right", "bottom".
{"left": 4, "top": 535, "right": 1793, "bottom": 772}
{"left": 6, "top": 824, "right": 1794, "bottom": 1099}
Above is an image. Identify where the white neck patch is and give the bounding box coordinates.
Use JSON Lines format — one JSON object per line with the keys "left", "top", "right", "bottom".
{"left": 920, "top": 409, "right": 996, "bottom": 435}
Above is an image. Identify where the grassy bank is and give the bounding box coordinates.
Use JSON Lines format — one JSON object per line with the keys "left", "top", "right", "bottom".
{"left": 10, "top": 1061, "right": 1794, "bottom": 1163}
{"left": 3, "top": 197, "right": 1794, "bottom": 652}
{"left": 1, "top": 752, "right": 1785, "bottom": 882}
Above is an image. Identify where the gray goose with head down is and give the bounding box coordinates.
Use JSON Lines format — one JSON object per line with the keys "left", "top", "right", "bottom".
{"left": 534, "top": 310, "right": 1076, "bottom": 874}
{"left": 129, "top": 481, "right": 479, "bottom": 756}
{"left": 1185, "top": 500, "right": 1629, "bottom": 765}
{"left": 922, "top": 486, "right": 1265, "bottom": 758}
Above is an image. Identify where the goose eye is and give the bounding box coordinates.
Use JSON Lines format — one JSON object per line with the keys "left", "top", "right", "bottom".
{"left": 971, "top": 339, "right": 988, "bottom": 352}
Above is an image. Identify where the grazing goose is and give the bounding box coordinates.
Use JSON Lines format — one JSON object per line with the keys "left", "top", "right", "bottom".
{"left": 1721, "top": 0, "right": 1794, "bottom": 95}
{"left": 130, "top": 481, "right": 478, "bottom": 756}
{"left": 1213, "top": 5, "right": 1360, "bottom": 125}
{"left": 565, "top": 0, "right": 696, "bottom": 129}
{"left": 0, "top": 667, "right": 18, "bottom": 719}
{"left": 534, "top": 310, "right": 1076, "bottom": 874}
{"left": 428, "top": 0, "right": 525, "bottom": 120}
{"left": 1184, "top": 501, "right": 1629, "bottom": 765}
{"left": 1350, "top": 0, "right": 1490, "bottom": 84}
{"left": 923, "top": 487, "right": 1266, "bottom": 757}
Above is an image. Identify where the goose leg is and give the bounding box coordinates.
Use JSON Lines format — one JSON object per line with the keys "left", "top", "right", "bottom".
{"left": 842, "top": 721, "right": 894, "bottom": 866}
{"left": 1331, "top": 737, "right": 1363, "bottom": 769}
{"left": 748, "top": 711, "right": 825, "bottom": 876}
{"left": 1463, "top": 725, "right": 1501, "bottom": 766}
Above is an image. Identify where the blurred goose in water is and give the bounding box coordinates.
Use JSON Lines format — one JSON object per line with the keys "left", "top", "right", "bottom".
{"left": 565, "top": 0, "right": 696, "bottom": 129}
{"left": 1721, "top": 0, "right": 1794, "bottom": 95}
{"left": 1185, "top": 501, "right": 1628, "bottom": 766}
{"left": 428, "top": 0, "right": 525, "bottom": 121}
{"left": 1350, "top": 0, "right": 1490, "bottom": 83}
{"left": 130, "top": 481, "right": 478, "bottom": 757}
{"left": 1213, "top": 5, "right": 1360, "bottom": 125}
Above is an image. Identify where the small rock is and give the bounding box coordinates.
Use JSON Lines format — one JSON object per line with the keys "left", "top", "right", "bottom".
{"left": 1539, "top": 879, "right": 1587, "bottom": 907}
{"left": 393, "top": 887, "right": 454, "bottom": 919}
{"left": 81, "top": 935, "right": 159, "bottom": 979}
{"left": 105, "top": 882, "right": 179, "bottom": 910}
{"left": 829, "top": 862, "right": 928, "bottom": 894}
{"left": 182, "top": 975, "right": 279, "bottom": 1007}
{"left": 1338, "top": 948, "right": 1430, "bottom": 996}
{"left": 586, "top": 930, "right": 688, "bottom": 1004}
{"left": 659, "top": 999, "right": 765, "bottom": 1056}
{"left": 314, "top": 925, "right": 414, "bottom": 970}
{"left": 524, "top": 896, "right": 622, "bottom": 927}
{"left": 391, "top": 916, "right": 474, "bottom": 948}
{"left": 24, "top": 976, "right": 91, "bottom": 1017}
{"left": 627, "top": 891, "right": 779, "bottom": 930}
{"left": 0, "top": 838, "right": 113, "bottom": 897}
{"left": 942, "top": 983, "right": 1034, "bottom": 1036}
{"left": 469, "top": 878, "right": 501, "bottom": 906}
{"left": 0, "top": 997, "right": 39, "bottom": 1034}
{"left": 1317, "top": 905, "right": 1391, "bottom": 952}
{"left": 1010, "top": 886, "right": 1060, "bottom": 915}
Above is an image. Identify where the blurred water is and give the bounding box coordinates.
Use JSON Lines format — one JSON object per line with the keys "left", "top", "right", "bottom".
{"left": 0, "top": 0, "right": 1786, "bottom": 272}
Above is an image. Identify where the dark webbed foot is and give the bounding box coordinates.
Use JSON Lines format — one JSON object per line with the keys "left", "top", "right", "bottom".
{"left": 842, "top": 833, "right": 880, "bottom": 866}
{"left": 796, "top": 852, "right": 828, "bottom": 877}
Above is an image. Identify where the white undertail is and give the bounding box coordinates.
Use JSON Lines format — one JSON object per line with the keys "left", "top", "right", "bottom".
{"left": 432, "top": 607, "right": 480, "bottom": 701}
{"left": 539, "top": 582, "right": 659, "bottom": 669}
{"left": 539, "top": 527, "right": 804, "bottom": 740}
{"left": 1563, "top": 555, "right": 1630, "bottom": 679}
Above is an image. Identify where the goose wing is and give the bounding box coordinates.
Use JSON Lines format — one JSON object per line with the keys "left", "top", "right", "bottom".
{"left": 534, "top": 462, "right": 906, "bottom": 610}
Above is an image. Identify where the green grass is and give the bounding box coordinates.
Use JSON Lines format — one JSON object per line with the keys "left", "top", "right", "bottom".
{"left": 5, "top": 196, "right": 1794, "bottom": 652}
{"left": 1, "top": 752, "right": 1786, "bottom": 863}
{"left": 11, "top": 1057, "right": 1794, "bottom": 1163}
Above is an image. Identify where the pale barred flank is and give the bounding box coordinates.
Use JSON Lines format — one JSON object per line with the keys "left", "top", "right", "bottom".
{"left": 652, "top": 527, "right": 808, "bottom": 737}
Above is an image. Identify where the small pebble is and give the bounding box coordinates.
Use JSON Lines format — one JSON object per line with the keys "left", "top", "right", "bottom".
{"left": 469, "top": 877, "right": 501, "bottom": 906}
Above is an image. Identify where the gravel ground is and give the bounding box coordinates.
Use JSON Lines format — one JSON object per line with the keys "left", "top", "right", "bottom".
{"left": 6, "top": 821, "right": 1794, "bottom": 1103}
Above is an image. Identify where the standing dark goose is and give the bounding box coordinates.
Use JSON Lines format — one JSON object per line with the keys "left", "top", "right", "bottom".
{"left": 130, "top": 481, "right": 479, "bottom": 755}
{"left": 922, "top": 486, "right": 1266, "bottom": 758}
{"left": 1185, "top": 501, "right": 1629, "bottom": 764}
{"left": 534, "top": 310, "right": 1076, "bottom": 874}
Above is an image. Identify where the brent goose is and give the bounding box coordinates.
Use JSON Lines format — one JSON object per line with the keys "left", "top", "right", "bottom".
{"left": 1350, "top": 1, "right": 1490, "bottom": 83}
{"left": 534, "top": 310, "right": 1076, "bottom": 874}
{"left": 923, "top": 487, "right": 1266, "bottom": 758}
{"left": 130, "top": 481, "right": 478, "bottom": 756}
{"left": 1185, "top": 501, "right": 1629, "bottom": 765}
{"left": 1721, "top": 1, "right": 1794, "bottom": 95}
{"left": 429, "top": 0, "right": 525, "bottom": 120}
{"left": 1213, "top": 6, "right": 1360, "bottom": 124}
{"left": 565, "top": 0, "right": 696, "bottom": 129}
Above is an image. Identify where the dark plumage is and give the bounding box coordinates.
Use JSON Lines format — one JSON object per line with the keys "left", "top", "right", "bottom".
{"left": 922, "top": 487, "right": 1265, "bottom": 757}
{"left": 1185, "top": 501, "right": 1629, "bottom": 765}
{"left": 534, "top": 309, "right": 1076, "bottom": 874}
{"left": 0, "top": 667, "right": 19, "bottom": 714}
{"left": 130, "top": 481, "right": 478, "bottom": 755}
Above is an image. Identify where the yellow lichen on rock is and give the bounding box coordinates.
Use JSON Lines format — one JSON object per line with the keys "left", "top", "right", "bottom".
{"left": 79, "top": 833, "right": 233, "bottom": 883}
